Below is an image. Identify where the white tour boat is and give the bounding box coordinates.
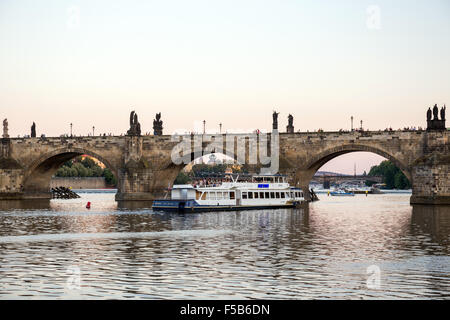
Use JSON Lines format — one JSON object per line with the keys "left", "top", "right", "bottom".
{"left": 152, "top": 174, "right": 305, "bottom": 212}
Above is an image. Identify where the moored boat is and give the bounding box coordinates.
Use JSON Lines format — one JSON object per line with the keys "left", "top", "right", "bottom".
{"left": 344, "top": 186, "right": 383, "bottom": 194}
{"left": 152, "top": 174, "right": 305, "bottom": 212}
{"left": 329, "top": 189, "right": 355, "bottom": 196}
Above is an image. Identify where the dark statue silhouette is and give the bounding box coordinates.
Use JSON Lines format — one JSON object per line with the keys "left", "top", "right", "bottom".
{"left": 127, "top": 110, "right": 141, "bottom": 136}
{"left": 433, "top": 104, "right": 439, "bottom": 120}
{"left": 427, "top": 104, "right": 446, "bottom": 131}
{"left": 272, "top": 111, "right": 279, "bottom": 130}
{"left": 153, "top": 112, "right": 163, "bottom": 135}
{"left": 286, "top": 114, "right": 294, "bottom": 133}
{"left": 31, "top": 122, "right": 36, "bottom": 137}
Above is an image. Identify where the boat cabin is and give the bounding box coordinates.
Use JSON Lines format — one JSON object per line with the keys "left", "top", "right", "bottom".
{"left": 171, "top": 185, "right": 197, "bottom": 200}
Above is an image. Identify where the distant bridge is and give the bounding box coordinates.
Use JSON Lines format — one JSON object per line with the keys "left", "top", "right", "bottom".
{"left": 311, "top": 175, "right": 383, "bottom": 188}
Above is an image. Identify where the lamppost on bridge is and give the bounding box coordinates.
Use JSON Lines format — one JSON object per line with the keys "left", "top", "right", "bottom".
{"left": 203, "top": 120, "right": 206, "bottom": 134}
{"left": 351, "top": 116, "right": 353, "bottom": 131}
{"left": 219, "top": 123, "right": 222, "bottom": 134}
{"left": 92, "top": 126, "right": 95, "bottom": 136}
{"left": 70, "top": 123, "right": 72, "bottom": 137}
{"left": 360, "top": 120, "right": 363, "bottom": 130}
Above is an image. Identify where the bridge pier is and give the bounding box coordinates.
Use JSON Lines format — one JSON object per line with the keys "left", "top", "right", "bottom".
{"left": 285, "top": 169, "right": 315, "bottom": 202}
{"left": 410, "top": 152, "right": 450, "bottom": 205}
{"left": 115, "top": 166, "right": 179, "bottom": 202}
{"left": 114, "top": 135, "right": 180, "bottom": 201}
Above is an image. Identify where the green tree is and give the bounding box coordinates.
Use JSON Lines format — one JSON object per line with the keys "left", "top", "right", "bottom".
{"left": 81, "top": 157, "right": 97, "bottom": 169}
{"left": 368, "top": 160, "right": 411, "bottom": 189}
{"left": 102, "top": 168, "right": 117, "bottom": 186}
{"left": 54, "top": 157, "right": 118, "bottom": 187}
{"left": 174, "top": 171, "right": 191, "bottom": 185}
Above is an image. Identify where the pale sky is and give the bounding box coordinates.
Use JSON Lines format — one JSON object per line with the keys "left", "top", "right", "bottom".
{"left": 1, "top": 0, "right": 449, "bottom": 174}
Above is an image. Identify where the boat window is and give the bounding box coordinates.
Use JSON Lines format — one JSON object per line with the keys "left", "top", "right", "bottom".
{"left": 209, "top": 192, "right": 216, "bottom": 200}
{"left": 248, "top": 192, "right": 253, "bottom": 199}
{"left": 254, "top": 192, "right": 258, "bottom": 199}
{"left": 300, "top": 192, "right": 303, "bottom": 197}
{"left": 201, "top": 192, "right": 206, "bottom": 200}
{"left": 265, "top": 192, "right": 269, "bottom": 199}
{"left": 259, "top": 192, "right": 264, "bottom": 198}
{"left": 230, "top": 192, "right": 235, "bottom": 200}
{"left": 196, "top": 191, "right": 201, "bottom": 200}
{"left": 270, "top": 192, "right": 275, "bottom": 198}
{"left": 281, "top": 192, "right": 285, "bottom": 199}
{"left": 216, "top": 192, "right": 222, "bottom": 200}
{"left": 276, "top": 192, "right": 280, "bottom": 198}
{"left": 242, "top": 192, "right": 247, "bottom": 199}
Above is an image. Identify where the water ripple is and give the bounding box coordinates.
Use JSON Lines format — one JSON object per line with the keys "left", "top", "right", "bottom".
{"left": 0, "top": 193, "right": 449, "bottom": 299}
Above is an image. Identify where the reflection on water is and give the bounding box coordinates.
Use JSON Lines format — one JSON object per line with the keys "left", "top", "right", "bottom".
{"left": 411, "top": 205, "right": 450, "bottom": 254}
{"left": 117, "top": 201, "right": 154, "bottom": 210}
{"left": 0, "top": 193, "right": 449, "bottom": 299}
{"left": 0, "top": 199, "right": 50, "bottom": 211}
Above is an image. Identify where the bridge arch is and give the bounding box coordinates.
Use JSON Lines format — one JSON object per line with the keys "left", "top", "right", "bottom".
{"left": 302, "top": 144, "right": 411, "bottom": 184}
{"left": 160, "top": 151, "right": 242, "bottom": 185}
{"left": 22, "top": 147, "right": 118, "bottom": 195}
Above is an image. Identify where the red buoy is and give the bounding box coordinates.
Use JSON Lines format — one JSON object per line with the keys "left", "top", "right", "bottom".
{"left": 86, "top": 201, "right": 91, "bottom": 209}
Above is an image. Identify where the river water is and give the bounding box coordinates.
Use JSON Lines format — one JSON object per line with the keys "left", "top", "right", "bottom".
{"left": 0, "top": 192, "right": 449, "bottom": 299}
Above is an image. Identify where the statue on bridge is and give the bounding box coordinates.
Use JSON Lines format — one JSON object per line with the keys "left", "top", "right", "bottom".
{"left": 272, "top": 111, "right": 279, "bottom": 130}
{"left": 286, "top": 114, "right": 294, "bottom": 133}
{"left": 153, "top": 113, "right": 163, "bottom": 135}
{"left": 433, "top": 104, "right": 439, "bottom": 120}
{"left": 427, "top": 107, "right": 432, "bottom": 121}
{"left": 31, "top": 122, "right": 36, "bottom": 138}
{"left": 427, "top": 104, "right": 446, "bottom": 131}
{"left": 127, "top": 111, "right": 141, "bottom": 136}
{"left": 2, "top": 118, "right": 8, "bottom": 138}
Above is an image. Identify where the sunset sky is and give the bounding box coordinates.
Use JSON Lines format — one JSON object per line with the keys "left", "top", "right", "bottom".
{"left": 1, "top": 0, "right": 449, "bottom": 174}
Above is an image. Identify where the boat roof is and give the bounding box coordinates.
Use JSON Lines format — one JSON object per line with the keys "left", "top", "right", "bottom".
{"left": 172, "top": 184, "right": 195, "bottom": 189}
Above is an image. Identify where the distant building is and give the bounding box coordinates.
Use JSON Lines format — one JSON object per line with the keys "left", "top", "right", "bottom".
{"left": 208, "top": 153, "right": 222, "bottom": 165}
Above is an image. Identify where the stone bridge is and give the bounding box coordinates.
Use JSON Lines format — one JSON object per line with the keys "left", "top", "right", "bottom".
{"left": 0, "top": 128, "right": 448, "bottom": 205}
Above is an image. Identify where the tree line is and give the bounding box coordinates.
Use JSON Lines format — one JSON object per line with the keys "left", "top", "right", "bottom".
{"left": 368, "top": 160, "right": 411, "bottom": 189}
{"left": 55, "top": 156, "right": 117, "bottom": 186}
